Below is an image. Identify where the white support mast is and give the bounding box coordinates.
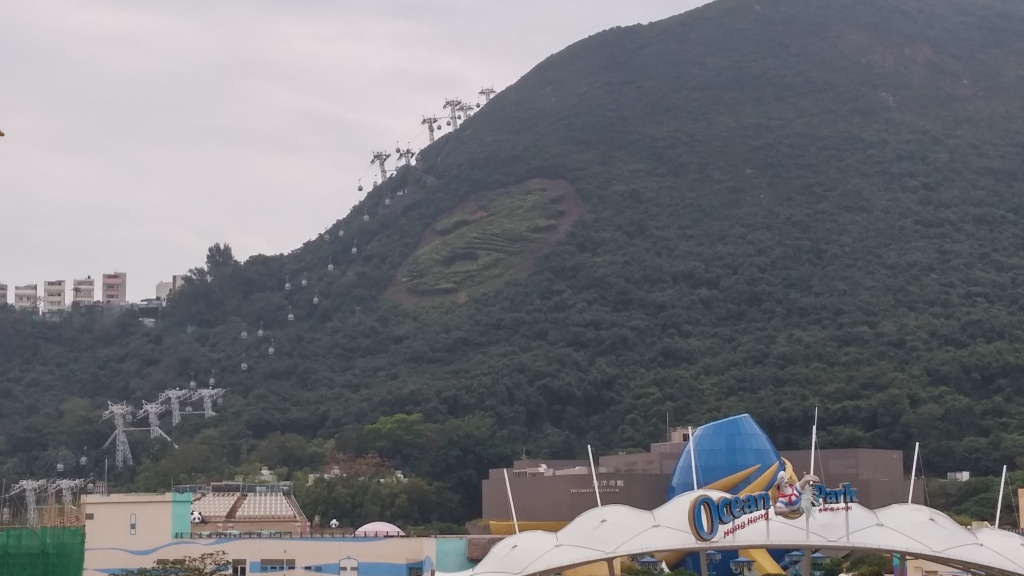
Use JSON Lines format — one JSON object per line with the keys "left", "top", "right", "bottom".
{"left": 587, "top": 444, "right": 603, "bottom": 507}
{"left": 503, "top": 469, "right": 520, "bottom": 534}
{"left": 810, "top": 406, "right": 819, "bottom": 477}
{"left": 688, "top": 426, "right": 698, "bottom": 490}
{"left": 996, "top": 464, "right": 1007, "bottom": 529}
{"left": 908, "top": 441, "right": 920, "bottom": 504}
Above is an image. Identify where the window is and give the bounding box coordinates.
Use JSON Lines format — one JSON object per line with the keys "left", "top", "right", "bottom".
{"left": 130, "top": 513, "right": 137, "bottom": 535}
{"left": 408, "top": 567, "right": 424, "bottom": 576}
{"left": 260, "top": 559, "right": 295, "bottom": 572}
{"left": 232, "top": 559, "right": 247, "bottom": 576}
{"left": 85, "top": 513, "right": 94, "bottom": 520}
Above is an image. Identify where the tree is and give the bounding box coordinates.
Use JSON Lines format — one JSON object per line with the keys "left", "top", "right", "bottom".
{"left": 623, "top": 567, "right": 697, "bottom": 576}
{"left": 846, "top": 553, "right": 890, "bottom": 576}
{"left": 118, "top": 551, "right": 229, "bottom": 576}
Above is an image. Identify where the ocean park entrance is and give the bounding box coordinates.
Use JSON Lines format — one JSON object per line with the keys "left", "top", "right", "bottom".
{"left": 441, "top": 415, "right": 1024, "bottom": 576}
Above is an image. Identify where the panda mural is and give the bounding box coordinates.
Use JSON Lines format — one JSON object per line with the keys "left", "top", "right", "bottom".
{"left": 329, "top": 519, "right": 340, "bottom": 529}
{"left": 191, "top": 510, "right": 204, "bottom": 524}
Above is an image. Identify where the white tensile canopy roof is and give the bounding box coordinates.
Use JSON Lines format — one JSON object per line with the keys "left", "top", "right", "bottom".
{"left": 440, "top": 489, "right": 1024, "bottom": 576}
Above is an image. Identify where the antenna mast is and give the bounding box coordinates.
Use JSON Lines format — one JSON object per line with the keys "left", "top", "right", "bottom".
{"left": 370, "top": 151, "right": 391, "bottom": 182}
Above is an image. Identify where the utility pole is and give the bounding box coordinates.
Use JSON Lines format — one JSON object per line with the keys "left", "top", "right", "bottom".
{"left": 443, "top": 98, "right": 463, "bottom": 130}
{"left": 370, "top": 151, "right": 391, "bottom": 181}
{"left": 421, "top": 116, "right": 440, "bottom": 143}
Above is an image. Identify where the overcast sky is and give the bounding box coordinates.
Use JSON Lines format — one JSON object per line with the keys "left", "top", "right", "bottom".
{"left": 0, "top": 1, "right": 704, "bottom": 302}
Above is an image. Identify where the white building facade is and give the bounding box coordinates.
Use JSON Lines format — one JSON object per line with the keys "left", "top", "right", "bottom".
{"left": 74, "top": 277, "right": 96, "bottom": 304}
{"left": 43, "top": 279, "right": 67, "bottom": 313}
{"left": 14, "top": 284, "right": 38, "bottom": 310}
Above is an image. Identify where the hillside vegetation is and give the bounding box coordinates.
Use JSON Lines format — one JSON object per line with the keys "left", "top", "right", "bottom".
{"left": 3, "top": 0, "right": 1024, "bottom": 524}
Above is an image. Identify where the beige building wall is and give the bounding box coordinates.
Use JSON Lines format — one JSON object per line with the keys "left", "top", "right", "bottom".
{"left": 82, "top": 492, "right": 442, "bottom": 576}
{"left": 84, "top": 493, "right": 178, "bottom": 552}
{"left": 156, "top": 281, "right": 172, "bottom": 300}
{"left": 906, "top": 557, "right": 969, "bottom": 576}
{"left": 86, "top": 537, "right": 438, "bottom": 576}
{"left": 43, "top": 279, "right": 66, "bottom": 312}
{"left": 0, "top": 283, "right": 7, "bottom": 304}
{"left": 74, "top": 276, "right": 96, "bottom": 303}
{"left": 14, "top": 283, "right": 38, "bottom": 309}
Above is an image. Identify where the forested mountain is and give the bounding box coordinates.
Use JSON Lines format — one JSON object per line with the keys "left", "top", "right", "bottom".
{"left": 4, "top": 0, "right": 1024, "bottom": 525}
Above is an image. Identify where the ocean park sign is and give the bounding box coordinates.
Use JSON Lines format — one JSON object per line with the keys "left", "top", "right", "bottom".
{"left": 688, "top": 483, "right": 858, "bottom": 542}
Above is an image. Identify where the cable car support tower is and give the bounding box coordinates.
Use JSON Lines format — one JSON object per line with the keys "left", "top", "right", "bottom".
{"left": 396, "top": 144, "right": 416, "bottom": 166}
{"left": 443, "top": 98, "right": 463, "bottom": 130}
{"left": 422, "top": 116, "right": 440, "bottom": 143}
{"left": 370, "top": 151, "right": 391, "bottom": 182}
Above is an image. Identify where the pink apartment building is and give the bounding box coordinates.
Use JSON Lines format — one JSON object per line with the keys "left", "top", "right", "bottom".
{"left": 102, "top": 272, "right": 127, "bottom": 303}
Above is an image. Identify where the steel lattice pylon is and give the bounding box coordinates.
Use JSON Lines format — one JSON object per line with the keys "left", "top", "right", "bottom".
{"left": 443, "top": 98, "right": 463, "bottom": 130}
{"left": 136, "top": 401, "right": 178, "bottom": 446}
{"left": 8, "top": 480, "right": 48, "bottom": 527}
{"left": 192, "top": 387, "right": 226, "bottom": 418}
{"left": 158, "top": 388, "right": 194, "bottom": 426}
{"left": 101, "top": 401, "right": 134, "bottom": 467}
{"left": 51, "top": 479, "right": 85, "bottom": 521}
{"left": 99, "top": 387, "right": 226, "bottom": 468}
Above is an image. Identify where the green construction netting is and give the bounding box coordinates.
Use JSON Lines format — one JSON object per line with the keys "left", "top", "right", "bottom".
{"left": 0, "top": 526, "right": 85, "bottom": 576}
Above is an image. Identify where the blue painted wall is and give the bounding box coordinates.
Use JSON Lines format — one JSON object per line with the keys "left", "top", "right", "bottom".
{"left": 170, "top": 493, "right": 193, "bottom": 539}
{"left": 436, "top": 539, "right": 474, "bottom": 572}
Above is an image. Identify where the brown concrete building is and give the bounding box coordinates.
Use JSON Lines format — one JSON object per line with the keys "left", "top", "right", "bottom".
{"left": 780, "top": 448, "right": 925, "bottom": 508}
{"left": 483, "top": 442, "right": 921, "bottom": 525}
{"left": 600, "top": 428, "right": 690, "bottom": 474}
{"left": 482, "top": 467, "right": 672, "bottom": 523}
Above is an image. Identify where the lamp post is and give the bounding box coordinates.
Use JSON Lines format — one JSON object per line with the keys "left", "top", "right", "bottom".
{"left": 730, "top": 557, "right": 755, "bottom": 576}
{"left": 705, "top": 550, "right": 721, "bottom": 576}
{"left": 785, "top": 551, "right": 805, "bottom": 576}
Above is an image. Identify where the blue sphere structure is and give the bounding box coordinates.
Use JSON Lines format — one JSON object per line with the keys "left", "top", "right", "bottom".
{"left": 667, "top": 413, "right": 783, "bottom": 500}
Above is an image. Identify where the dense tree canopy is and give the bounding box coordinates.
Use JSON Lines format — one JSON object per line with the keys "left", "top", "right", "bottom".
{"left": 3, "top": 0, "right": 1024, "bottom": 526}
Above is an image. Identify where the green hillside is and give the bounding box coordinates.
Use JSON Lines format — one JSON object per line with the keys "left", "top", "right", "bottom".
{"left": 4, "top": 0, "right": 1024, "bottom": 524}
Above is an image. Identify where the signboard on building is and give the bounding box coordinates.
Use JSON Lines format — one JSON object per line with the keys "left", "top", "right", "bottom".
{"left": 688, "top": 482, "right": 858, "bottom": 542}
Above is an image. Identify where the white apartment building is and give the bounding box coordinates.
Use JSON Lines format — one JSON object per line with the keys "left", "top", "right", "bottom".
{"left": 73, "top": 276, "right": 96, "bottom": 304}
{"left": 156, "top": 274, "right": 187, "bottom": 300}
{"left": 14, "top": 284, "right": 38, "bottom": 310}
{"left": 43, "top": 279, "right": 67, "bottom": 313}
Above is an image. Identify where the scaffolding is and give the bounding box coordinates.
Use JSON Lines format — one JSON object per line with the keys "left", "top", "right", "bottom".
{"left": 0, "top": 526, "right": 85, "bottom": 576}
